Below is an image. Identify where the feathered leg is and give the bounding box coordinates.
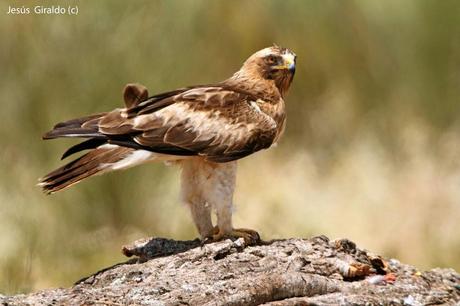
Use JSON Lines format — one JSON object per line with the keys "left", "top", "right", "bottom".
{"left": 206, "top": 161, "right": 260, "bottom": 245}
{"left": 180, "top": 159, "right": 215, "bottom": 238}
{"left": 181, "top": 158, "right": 259, "bottom": 244}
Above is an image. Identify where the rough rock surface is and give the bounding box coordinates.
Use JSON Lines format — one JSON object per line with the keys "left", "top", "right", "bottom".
{"left": 1, "top": 236, "right": 459, "bottom": 305}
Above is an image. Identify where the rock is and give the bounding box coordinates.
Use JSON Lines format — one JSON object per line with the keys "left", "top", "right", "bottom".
{"left": 1, "top": 236, "right": 459, "bottom": 305}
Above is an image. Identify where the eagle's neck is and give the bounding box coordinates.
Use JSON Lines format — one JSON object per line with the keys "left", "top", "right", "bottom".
{"left": 228, "top": 64, "right": 294, "bottom": 100}
{"left": 227, "top": 69, "right": 282, "bottom": 101}
{"left": 228, "top": 68, "right": 287, "bottom": 141}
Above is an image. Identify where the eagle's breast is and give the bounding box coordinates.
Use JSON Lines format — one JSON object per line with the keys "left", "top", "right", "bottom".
{"left": 257, "top": 97, "right": 286, "bottom": 144}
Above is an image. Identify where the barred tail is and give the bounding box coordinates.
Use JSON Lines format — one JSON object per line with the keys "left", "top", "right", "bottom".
{"left": 38, "top": 146, "right": 135, "bottom": 194}
{"left": 40, "top": 111, "right": 160, "bottom": 193}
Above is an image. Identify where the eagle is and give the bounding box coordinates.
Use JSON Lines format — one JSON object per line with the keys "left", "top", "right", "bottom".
{"left": 39, "top": 46, "right": 296, "bottom": 244}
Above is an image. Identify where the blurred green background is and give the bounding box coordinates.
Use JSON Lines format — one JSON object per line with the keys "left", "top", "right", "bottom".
{"left": 1, "top": 0, "right": 459, "bottom": 293}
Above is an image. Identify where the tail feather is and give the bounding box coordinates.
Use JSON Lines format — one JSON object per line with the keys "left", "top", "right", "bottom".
{"left": 40, "top": 112, "right": 160, "bottom": 193}
{"left": 39, "top": 146, "right": 134, "bottom": 194}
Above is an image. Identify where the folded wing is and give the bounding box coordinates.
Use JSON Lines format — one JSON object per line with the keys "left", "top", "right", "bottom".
{"left": 99, "top": 86, "right": 278, "bottom": 162}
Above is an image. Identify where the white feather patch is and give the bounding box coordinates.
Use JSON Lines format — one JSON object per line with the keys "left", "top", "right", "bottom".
{"left": 257, "top": 47, "right": 276, "bottom": 57}
{"left": 104, "top": 150, "right": 155, "bottom": 170}
{"left": 99, "top": 144, "right": 120, "bottom": 150}
{"left": 250, "top": 101, "right": 262, "bottom": 113}
{"left": 282, "top": 53, "right": 295, "bottom": 65}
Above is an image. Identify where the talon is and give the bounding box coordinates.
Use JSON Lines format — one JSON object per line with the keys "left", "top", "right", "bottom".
{"left": 232, "top": 228, "right": 260, "bottom": 245}
{"left": 202, "top": 226, "right": 221, "bottom": 245}
{"left": 204, "top": 228, "right": 260, "bottom": 245}
{"left": 212, "top": 225, "right": 220, "bottom": 235}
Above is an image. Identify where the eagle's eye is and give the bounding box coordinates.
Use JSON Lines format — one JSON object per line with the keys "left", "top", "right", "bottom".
{"left": 265, "top": 55, "right": 278, "bottom": 65}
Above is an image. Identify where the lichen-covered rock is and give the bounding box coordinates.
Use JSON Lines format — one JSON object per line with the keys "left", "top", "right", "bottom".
{"left": 1, "top": 236, "right": 459, "bottom": 305}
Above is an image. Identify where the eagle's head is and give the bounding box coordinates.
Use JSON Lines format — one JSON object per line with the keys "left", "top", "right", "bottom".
{"left": 235, "top": 45, "right": 297, "bottom": 98}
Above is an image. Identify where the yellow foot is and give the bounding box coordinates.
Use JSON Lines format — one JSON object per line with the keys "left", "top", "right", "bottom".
{"left": 205, "top": 228, "right": 260, "bottom": 245}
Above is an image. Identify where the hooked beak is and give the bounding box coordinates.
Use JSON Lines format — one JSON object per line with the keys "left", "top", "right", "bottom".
{"left": 273, "top": 53, "right": 296, "bottom": 73}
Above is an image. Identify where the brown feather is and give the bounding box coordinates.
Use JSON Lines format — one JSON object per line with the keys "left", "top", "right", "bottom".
{"left": 123, "top": 83, "right": 149, "bottom": 108}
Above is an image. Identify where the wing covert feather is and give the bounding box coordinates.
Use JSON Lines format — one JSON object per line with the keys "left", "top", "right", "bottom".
{"left": 97, "top": 87, "right": 278, "bottom": 162}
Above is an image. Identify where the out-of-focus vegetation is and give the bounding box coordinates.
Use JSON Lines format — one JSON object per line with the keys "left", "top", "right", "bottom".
{"left": 1, "top": 0, "right": 459, "bottom": 293}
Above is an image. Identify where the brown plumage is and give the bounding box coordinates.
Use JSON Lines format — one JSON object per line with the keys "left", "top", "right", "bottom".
{"left": 39, "top": 46, "right": 296, "bottom": 243}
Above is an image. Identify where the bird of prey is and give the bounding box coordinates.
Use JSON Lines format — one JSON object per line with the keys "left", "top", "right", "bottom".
{"left": 39, "top": 45, "right": 296, "bottom": 244}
